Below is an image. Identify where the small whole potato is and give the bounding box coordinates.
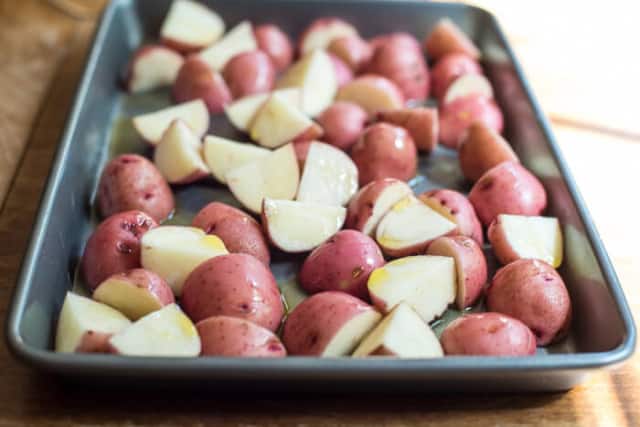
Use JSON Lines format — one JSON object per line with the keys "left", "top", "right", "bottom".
{"left": 366, "top": 33, "right": 429, "bottom": 102}
{"left": 328, "top": 35, "right": 372, "bottom": 72}
{"left": 430, "top": 52, "right": 482, "bottom": 100}
{"left": 438, "top": 94, "right": 504, "bottom": 149}
{"left": 377, "top": 107, "right": 439, "bottom": 154}
{"left": 350, "top": 123, "right": 417, "bottom": 186}
{"left": 418, "top": 189, "right": 483, "bottom": 245}
{"left": 191, "top": 201, "right": 249, "bottom": 231}
{"left": 254, "top": 24, "right": 293, "bottom": 72}
{"left": 468, "top": 161, "right": 547, "bottom": 226}
{"left": 97, "top": 154, "right": 174, "bottom": 222}
{"left": 317, "top": 102, "right": 368, "bottom": 151}
{"left": 181, "top": 253, "right": 284, "bottom": 331}
{"left": 369, "top": 32, "right": 422, "bottom": 56}
{"left": 458, "top": 121, "right": 519, "bottom": 182}
{"left": 486, "top": 259, "right": 572, "bottom": 345}
{"left": 173, "top": 57, "right": 232, "bottom": 114}
{"left": 82, "top": 210, "right": 157, "bottom": 290}
{"left": 440, "top": 312, "right": 537, "bottom": 356}
{"left": 299, "top": 230, "right": 385, "bottom": 300}
{"left": 196, "top": 315, "right": 286, "bottom": 357}
{"left": 222, "top": 50, "right": 276, "bottom": 98}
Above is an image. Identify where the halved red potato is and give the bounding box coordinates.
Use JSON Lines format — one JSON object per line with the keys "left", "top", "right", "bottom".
{"left": 336, "top": 75, "right": 405, "bottom": 116}
{"left": 328, "top": 35, "right": 372, "bottom": 72}
{"left": 438, "top": 94, "right": 504, "bottom": 149}
{"left": 377, "top": 107, "right": 438, "bottom": 154}
{"left": 181, "top": 253, "right": 284, "bottom": 331}
{"left": 293, "top": 139, "right": 313, "bottom": 169}
{"left": 299, "top": 230, "right": 385, "bottom": 300}
{"left": 329, "top": 53, "right": 354, "bottom": 87}
{"left": 423, "top": 18, "right": 480, "bottom": 61}
{"left": 468, "top": 161, "right": 547, "bottom": 226}
{"left": 125, "top": 45, "right": 184, "bottom": 93}
{"left": 222, "top": 50, "right": 276, "bottom": 98}
{"left": 458, "top": 121, "right": 519, "bottom": 182}
{"left": 418, "top": 189, "right": 483, "bottom": 245}
{"left": 426, "top": 235, "right": 487, "bottom": 309}
{"left": 440, "top": 312, "right": 537, "bottom": 356}
{"left": 254, "top": 24, "right": 293, "bottom": 72}
{"left": 93, "top": 269, "right": 175, "bottom": 320}
{"left": 172, "top": 57, "right": 232, "bottom": 114}
{"left": 197, "top": 316, "right": 286, "bottom": 357}
{"left": 55, "top": 292, "right": 130, "bottom": 353}
{"left": 353, "top": 303, "right": 443, "bottom": 357}
{"left": 488, "top": 214, "right": 563, "bottom": 267}
{"left": 442, "top": 73, "right": 493, "bottom": 105}
{"left": 132, "top": 99, "right": 209, "bottom": 145}
{"left": 317, "top": 101, "right": 368, "bottom": 151}
{"left": 223, "top": 88, "right": 301, "bottom": 132}
{"left": 160, "top": 0, "right": 225, "bottom": 53}
{"left": 282, "top": 291, "right": 381, "bottom": 356}
{"left": 375, "top": 195, "right": 457, "bottom": 257}
{"left": 367, "top": 255, "right": 456, "bottom": 323}
{"left": 154, "top": 119, "right": 209, "bottom": 184}
{"left": 345, "top": 178, "right": 413, "bottom": 236}
{"left": 350, "top": 123, "right": 417, "bottom": 186}
{"left": 430, "top": 52, "right": 482, "bottom": 100}
{"left": 202, "top": 135, "right": 269, "bottom": 184}
{"left": 298, "top": 17, "right": 358, "bottom": 55}
{"left": 197, "top": 21, "right": 257, "bottom": 71}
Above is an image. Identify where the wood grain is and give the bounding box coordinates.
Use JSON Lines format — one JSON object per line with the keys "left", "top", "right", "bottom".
{"left": 0, "top": 1, "right": 638, "bottom": 426}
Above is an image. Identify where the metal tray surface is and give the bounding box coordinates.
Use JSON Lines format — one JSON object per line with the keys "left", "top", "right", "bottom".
{"left": 5, "top": 0, "right": 636, "bottom": 392}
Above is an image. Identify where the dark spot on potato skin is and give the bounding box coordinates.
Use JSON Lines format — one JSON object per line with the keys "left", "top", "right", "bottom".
{"left": 479, "top": 178, "right": 494, "bottom": 191}
{"left": 116, "top": 242, "right": 133, "bottom": 254}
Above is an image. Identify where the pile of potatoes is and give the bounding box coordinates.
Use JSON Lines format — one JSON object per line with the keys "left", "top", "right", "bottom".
{"left": 55, "top": 0, "right": 572, "bottom": 358}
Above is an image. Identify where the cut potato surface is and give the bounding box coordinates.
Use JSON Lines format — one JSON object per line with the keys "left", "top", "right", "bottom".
{"left": 203, "top": 135, "right": 269, "bottom": 184}
{"left": 226, "top": 143, "right": 300, "bottom": 213}
{"left": 109, "top": 304, "right": 200, "bottom": 357}
{"left": 368, "top": 255, "right": 456, "bottom": 323}
{"left": 249, "top": 93, "right": 316, "bottom": 148}
{"left": 262, "top": 198, "right": 346, "bottom": 252}
{"left": 323, "top": 310, "right": 382, "bottom": 356}
{"left": 224, "top": 88, "right": 301, "bottom": 131}
{"left": 127, "top": 45, "right": 184, "bottom": 93}
{"left": 296, "top": 142, "right": 358, "bottom": 206}
{"left": 160, "top": 0, "right": 225, "bottom": 51}
{"left": 154, "top": 119, "right": 209, "bottom": 184}
{"left": 132, "top": 100, "right": 209, "bottom": 145}
{"left": 442, "top": 73, "right": 493, "bottom": 105}
{"left": 197, "top": 21, "right": 257, "bottom": 71}
{"left": 55, "top": 292, "right": 130, "bottom": 353}
{"left": 353, "top": 303, "right": 443, "bottom": 358}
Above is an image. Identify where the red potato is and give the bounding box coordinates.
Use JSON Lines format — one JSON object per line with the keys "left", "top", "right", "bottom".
{"left": 316, "top": 101, "right": 368, "bottom": 151}
{"left": 299, "top": 230, "right": 385, "bottom": 300}
{"left": 97, "top": 154, "right": 174, "bottom": 223}
{"left": 329, "top": 53, "right": 354, "bottom": 86}
{"left": 336, "top": 75, "right": 405, "bottom": 116}
{"left": 222, "top": 50, "right": 276, "bottom": 98}
{"left": 191, "top": 201, "right": 250, "bottom": 232}
{"left": 181, "top": 253, "right": 284, "bottom": 331}
{"left": 430, "top": 52, "right": 482, "bottom": 100}
{"left": 350, "top": 123, "right": 417, "bottom": 186}
{"left": 368, "top": 32, "right": 422, "bottom": 56}
{"left": 458, "top": 121, "right": 519, "bottom": 182}
{"left": 426, "top": 235, "right": 487, "bottom": 309}
{"left": 345, "top": 178, "right": 413, "bottom": 235}
{"left": 440, "top": 313, "right": 537, "bottom": 356}
{"left": 424, "top": 18, "right": 480, "bottom": 61}
{"left": 328, "top": 35, "right": 372, "bottom": 72}
{"left": 254, "top": 24, "right": 293, "bottom": 72}
{"left": 468, "top": 161, "right": 547, "bottom": 226}
{"left": 282, "top": 291, "right": 382, "bottom": 356}
{"left": 438, "top": 94, "right": 504, "bottom": 149}
{"left": 298, "top": 17, "right": 358, "bottom": 55}
{"left": 196, "top": 316, "right": 286, "bottom": 357}
{"left": 418, "top": 189, "right": 483, "bottom": 245}
{"left": 293, "top": 139, "right": 313, "bottom": 169}
{"left": 366, "top": 33, "right": 429, "bottom": 102}
{"left": 172, "top": 57, "right": 232, "bottom": 114}
{"left": 377, "top": 107, "right": 438, "bottom": 154}
{"left": 75, "top": 331, "right": 114, "bottom": 353}
{"left": 487, "top": 259, "right": 572, "bottom": 345}
{"left": 81, "top": 211, "right": 157, "bottom": 290}
{"left": 125, "top": 45, "right": 184, "bottom": 94}
{"left": 93, "top": 268, "right": 175, "bottom": 320}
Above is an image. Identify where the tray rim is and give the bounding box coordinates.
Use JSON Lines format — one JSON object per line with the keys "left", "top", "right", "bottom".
{"left": 5, "top": 0, "right": 636, "bottom": 380}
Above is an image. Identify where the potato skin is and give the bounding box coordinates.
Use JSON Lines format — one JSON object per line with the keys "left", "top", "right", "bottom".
{"left": 377, "top": 107, "right": 438, "bottom": 154}
{"left": 292, "top": 140, "right": 312, "bottom": 169}
{"left": 468, "top": 161, "right": 547, "bottom": 226}
{"left": 336, "top": 75, "right": 405, "bottom": 116}
{"left": 486, "top": 259, "right": 571, "bottom": 345}
{"left": 458, "top": 122, "right": 519, "bottom": 182}
{"left": 350, "top": 123, "right": 417, "bottom": 186}
{"left": 366, "top": 33, "right": 429, "bottom": 102}
{"left": 328, "top": 35, "right": 372, "bottom": 72}
{"left": 440, "top": 312, "right": 537, "bottom": 356}
{"left": 204, "top": 215, "right": 270, "bottom": 266}
{"left": 426, "top": 235, "right": 487, "bottom": 309}
{"left": 419, "top": 189, "right": 483, "bottom": 245}
{"left": 254, "top": 24, "right": 293, "bottom": 72}
{"left": 424, "top": 19, "right": 480, "bottom": 61}
{"left": 82, "top": 211, "right": 158, "bottom": 290}
{"left": 282, "top": 291, "right": 379, "bottom": 356}
{"left": 430, "top": 53, "right": 482, "bottom": 100}
{"left": 317, "top": 102, "right": 368, "bottom": 151}
{"left": 98, "top": 154, "right": 174, "bottom": 223}
{"left": 95, "top": 268, "right": 175, "bottom": 307}
{"left": 172, "top": 57, "right": 232, "bottom": 114}
{"left": 329, "top": 53, "right": 354, "bottom": 87}
{"left": 181, "top": 253, "right": 284, "bottom": 331}
{"left": 223, "top": 50, "right": 276, "bottom": 98}
{"left": 75, "top": 331, "right": 113, "bottom": 353}
{"left": 299, "top": 230, "right": 385, "bottom": 300}
{"left": 196, "top": 315, "right": 286, "bottom": 357}
{"left": 439, "top": 94, "right": 504, "bottom": 149}
{"left": 191, "top": 202, "right": 251, "bottom": 231}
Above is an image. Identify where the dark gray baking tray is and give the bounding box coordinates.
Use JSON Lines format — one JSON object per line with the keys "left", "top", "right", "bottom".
{"left": 5, "top": 0, "right": 636, "bottom": 392}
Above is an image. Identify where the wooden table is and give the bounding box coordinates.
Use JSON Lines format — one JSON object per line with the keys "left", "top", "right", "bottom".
{"left": 1, "top": 1, "right": 638, "bottom": 425}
